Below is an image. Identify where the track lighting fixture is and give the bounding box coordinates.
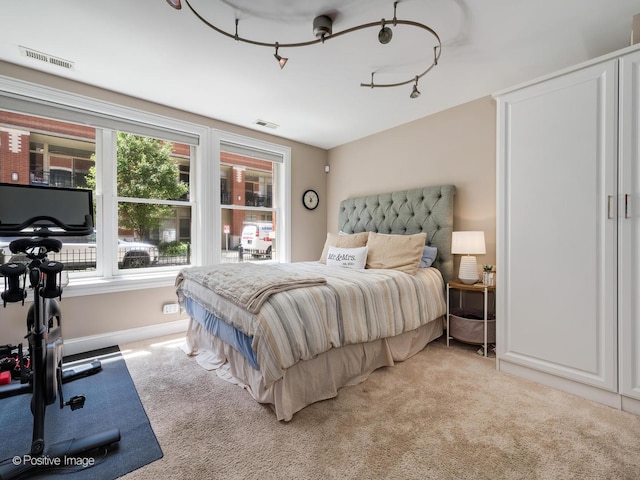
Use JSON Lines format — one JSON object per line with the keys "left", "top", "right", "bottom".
{"left": 410, "top": 77, "right": 421, "bottom": 99}
{"left": 165, "top": 0, "right": 441, "bottom": 98}
{"left": 273, "top": 43, "right": 288, "bottom": 69}
{"left": 378, "top": 19, "right": 393, "bottom": 45}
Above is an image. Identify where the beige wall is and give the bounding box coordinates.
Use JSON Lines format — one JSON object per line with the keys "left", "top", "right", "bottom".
{"left": 0, "top": 61, "right": 328, "bottom": 346}
{"left": 1, "top": 286, "right": 182, "bottom": 346}
{"left": 327, "top": 96, "right": 497, "bottom": 275}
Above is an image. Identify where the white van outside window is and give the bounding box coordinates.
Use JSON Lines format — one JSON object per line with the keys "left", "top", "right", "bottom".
{"left": 241, "top": 222, "right": 273, "bottom": 259}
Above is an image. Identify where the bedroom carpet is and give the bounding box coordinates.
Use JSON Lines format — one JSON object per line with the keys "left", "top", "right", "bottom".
{"left": 0, "top": 347, "right": 163, "bottom": 480}
{"left": 120, "top": 334, "right": 640, "bottom": 480}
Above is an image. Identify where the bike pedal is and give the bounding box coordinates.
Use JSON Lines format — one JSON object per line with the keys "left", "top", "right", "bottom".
{"left": 66, "top": 395, "right": 86, "bottom": 411}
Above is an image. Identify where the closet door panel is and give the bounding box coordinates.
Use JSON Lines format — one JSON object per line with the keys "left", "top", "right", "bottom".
{"left": 497, "top": 59, "right": 618, "bottom": 390}
{"left": 619, "top": 49, "right": 640, "bottom": 400}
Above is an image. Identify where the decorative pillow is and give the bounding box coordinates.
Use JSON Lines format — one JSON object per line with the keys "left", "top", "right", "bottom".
{"left": 420, "top": 245, "right": 438, "bottom": 268}
{"left": 326, "top": 246, "right": 368, "bottom": 269}
{"left": 319, "top": 231, "right": 369, "bottom": 263}
{"left": 365, "top": 232, "right": 427, "bottom": 275}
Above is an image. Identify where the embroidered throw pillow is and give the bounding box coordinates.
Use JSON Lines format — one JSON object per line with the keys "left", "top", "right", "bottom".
{"left": 325, "top": 246, "right": 368, "bottom": 270}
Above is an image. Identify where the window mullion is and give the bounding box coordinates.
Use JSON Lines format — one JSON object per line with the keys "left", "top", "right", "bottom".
{"left": 201, "top": 129, "right": 218, "bottom": 266}
{"left": 100, "top": 129, "right": 116, "bottom": 277}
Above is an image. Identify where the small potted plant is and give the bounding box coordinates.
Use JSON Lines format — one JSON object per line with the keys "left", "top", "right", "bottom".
{"left": 482, "top": 265, "right": 495, "bottom": 286}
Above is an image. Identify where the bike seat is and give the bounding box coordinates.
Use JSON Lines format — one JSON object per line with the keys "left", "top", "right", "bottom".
{"left": 10, "top": 238, "right": 62, "bottom": 254}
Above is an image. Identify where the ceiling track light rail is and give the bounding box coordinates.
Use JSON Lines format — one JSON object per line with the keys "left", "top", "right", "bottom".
{"left": 166, "top": 0, "right": 442, "bottom": 98}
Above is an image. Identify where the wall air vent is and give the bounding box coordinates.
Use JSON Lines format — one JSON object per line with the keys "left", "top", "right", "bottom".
{"left": 19, "top": 46, "right": 74, "bottom": 70}
{"left": 253, "top": 119, "right": 279, "bottom": 130}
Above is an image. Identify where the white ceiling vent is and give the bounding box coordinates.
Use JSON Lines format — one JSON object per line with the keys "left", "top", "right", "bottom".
{"left": 19, "top": 46, "right": 74, "bottom": 70}
{"left": 253, "top": 119, "right": 279, "bottom": 129}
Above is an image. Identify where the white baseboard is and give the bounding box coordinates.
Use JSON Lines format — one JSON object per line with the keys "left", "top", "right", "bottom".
{"left": 498, "top": 359, "right": 621, "bottom": 409}
{"left": 498, "top": 358, "right": 640, "bottom": 416}
{"left": 63, "top": 318, "right": 190, "bottom": 356}
{"left": 622, "top": 395, "right": 640, "bottom": 416}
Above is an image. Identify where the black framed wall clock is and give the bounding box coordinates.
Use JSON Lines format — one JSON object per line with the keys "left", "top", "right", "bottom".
{"left": 302, "top": 189, "right": 319, "bottom": 210}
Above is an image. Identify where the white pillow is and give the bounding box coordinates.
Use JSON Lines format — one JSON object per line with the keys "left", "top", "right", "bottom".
{"left": 326, "top": 246, "right": 368, "bottom": 270}
{"left": 319, "top": 232, "right": 369, "bottom": 263}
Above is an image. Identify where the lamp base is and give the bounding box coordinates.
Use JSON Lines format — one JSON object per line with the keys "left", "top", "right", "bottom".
{"left": 458, "top": 255, "right": 479, "bottom": 284}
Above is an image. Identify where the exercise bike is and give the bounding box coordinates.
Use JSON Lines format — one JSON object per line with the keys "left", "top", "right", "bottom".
{"left": 0, "top": 183, "right": 121, "bottom": 480}
{"left": 0, "top": 242, "right": 102, "bottom": 400}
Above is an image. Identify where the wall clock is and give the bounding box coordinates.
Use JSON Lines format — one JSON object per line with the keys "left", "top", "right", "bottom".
{"left": 302, "top": 189, "right": 319, "bottom": 210}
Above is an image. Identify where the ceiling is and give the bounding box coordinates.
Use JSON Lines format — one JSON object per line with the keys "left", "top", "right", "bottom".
{"left": 1, "top": 0, "right": 638, "bottom": 150}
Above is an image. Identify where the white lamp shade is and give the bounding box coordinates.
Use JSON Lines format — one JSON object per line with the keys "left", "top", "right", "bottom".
{"left": 451, "top": 231, "right": 486, "bottom": 255}
{"left": 451, "top": 231, "right": 486, "bottom": 284}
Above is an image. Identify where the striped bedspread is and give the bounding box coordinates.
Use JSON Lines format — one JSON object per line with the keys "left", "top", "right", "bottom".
{"left": 176, "top": 262, "right": 446, "bottom": 386}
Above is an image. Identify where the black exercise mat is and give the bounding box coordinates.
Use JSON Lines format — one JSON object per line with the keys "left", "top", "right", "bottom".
{"left": 0, "top": 347, "right": 163, "bottom": 479}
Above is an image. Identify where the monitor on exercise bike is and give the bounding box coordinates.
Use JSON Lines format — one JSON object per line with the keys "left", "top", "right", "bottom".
{"left": 0, "top": 183, "right": 94, "bottom": 237}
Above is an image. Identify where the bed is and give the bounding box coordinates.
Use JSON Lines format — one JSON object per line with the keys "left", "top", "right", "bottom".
{"left": 177, "top": 185, "right": 456, "bottom": 421}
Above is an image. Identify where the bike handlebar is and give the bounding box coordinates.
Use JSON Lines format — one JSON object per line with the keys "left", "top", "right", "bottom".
{"left": 0, "top": 214, "right": 93, "bottom": 237}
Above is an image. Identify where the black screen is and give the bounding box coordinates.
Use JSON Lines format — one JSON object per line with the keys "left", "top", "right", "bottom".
{"left": 0, "top": 183, "right": 94, "bottom": 235}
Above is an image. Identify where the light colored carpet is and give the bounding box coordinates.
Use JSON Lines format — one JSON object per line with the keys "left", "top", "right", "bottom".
{"left": 120, "top": 334, "right": 640, "bottom": 480}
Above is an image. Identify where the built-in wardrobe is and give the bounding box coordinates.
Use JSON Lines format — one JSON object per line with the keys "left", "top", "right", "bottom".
{"left": 494, "top": 43, "right": 640, "bottom": 415}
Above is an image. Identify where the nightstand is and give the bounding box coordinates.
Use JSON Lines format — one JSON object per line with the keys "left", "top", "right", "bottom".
{"left": 446, "top": 281, "right": 496, "bottom": 357}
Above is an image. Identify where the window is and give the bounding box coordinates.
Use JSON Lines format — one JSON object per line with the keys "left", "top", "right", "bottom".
{"left": 0, "top": 110, "right": 98, "bottom": 273}
{"left": 214, "top": 132, "right": 291, "bottom": 265}
{"left": 0, "top": 112, "right": 196, "bottom": 277}
{"left": 113, "top": 132, "right": 192, "bottom": 270}
{"left": 0, "top": 77, "right": 291, "bottom": 296}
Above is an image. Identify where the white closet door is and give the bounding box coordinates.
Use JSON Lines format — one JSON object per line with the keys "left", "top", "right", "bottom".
{"left": 496, "top": 59, "right": 618, "bottom": 390}
{"left": 619, "top": 49, "right": 640, "bottom": 400}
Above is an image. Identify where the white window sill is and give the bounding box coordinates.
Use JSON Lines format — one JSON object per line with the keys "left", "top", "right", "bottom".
{"left": 63, "top": 270, "right": 180, "bottom": 298}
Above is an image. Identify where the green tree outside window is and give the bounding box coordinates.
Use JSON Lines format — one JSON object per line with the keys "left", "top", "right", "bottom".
{"left": 86, "top": 133, "right": 188, "bottom": 240}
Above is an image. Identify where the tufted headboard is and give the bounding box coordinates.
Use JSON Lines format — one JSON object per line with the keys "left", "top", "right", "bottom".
{"left": 338, "top": 185, "right": 456, "bottom": 284}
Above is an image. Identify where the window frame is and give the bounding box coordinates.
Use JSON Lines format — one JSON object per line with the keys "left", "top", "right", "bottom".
{"left": 210, "top": 130, "right": 291, "bottom": 265}
{"left": 110, "top": 130, "right": 194, "bottom": 274}
{"left": 0, "top": 76, "right": 211, "bottom": 297}
{"left": 0, "top": 78, "right": 292, "bottom": 297}
{"left": 1, "top": 77, "right": 298, "bottom": 297}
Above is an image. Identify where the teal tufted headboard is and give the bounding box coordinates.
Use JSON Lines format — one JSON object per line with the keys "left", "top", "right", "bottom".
{"left": 338, "top": 185, "right": 456, "bottom": 284}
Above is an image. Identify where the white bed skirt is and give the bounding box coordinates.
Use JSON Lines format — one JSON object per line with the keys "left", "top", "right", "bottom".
{"left": 181, "top": 317, "right": 444, "bottom": 421}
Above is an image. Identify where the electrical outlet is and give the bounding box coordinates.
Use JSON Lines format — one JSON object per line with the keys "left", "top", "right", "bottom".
{"left": 162, "top": 303, "right": 180, "bottom": 315}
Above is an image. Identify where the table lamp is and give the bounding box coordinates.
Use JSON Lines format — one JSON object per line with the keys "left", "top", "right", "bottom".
{"left": 451, "top": 231, "right": 486, "bottom": 284}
